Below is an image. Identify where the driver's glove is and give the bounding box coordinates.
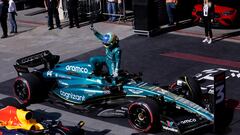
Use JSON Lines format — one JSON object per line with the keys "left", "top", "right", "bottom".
{"left": 113, "top": 70, "right": 118, "bottom": 78}
{"left": 90, "top": 26, "right": 96, "bottom": 32}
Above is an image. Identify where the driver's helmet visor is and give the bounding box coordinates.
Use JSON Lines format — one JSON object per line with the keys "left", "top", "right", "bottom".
{"left": 103, "top": 34, "right": 112, "bottom": 47}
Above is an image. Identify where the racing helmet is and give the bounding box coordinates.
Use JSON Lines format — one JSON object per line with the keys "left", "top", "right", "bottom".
{"left": 102, "top": 33, "right": 119, "bottom": 48}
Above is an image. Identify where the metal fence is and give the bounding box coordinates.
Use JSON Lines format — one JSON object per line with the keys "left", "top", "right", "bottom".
{"left": 101, "top": 0, "right": 133, "bottom": 22}
{"left": 62, "top": 0, "right": 132, "bottom": 22}
{"left": 62, "top": 0, "right": 101, "bottom": 20}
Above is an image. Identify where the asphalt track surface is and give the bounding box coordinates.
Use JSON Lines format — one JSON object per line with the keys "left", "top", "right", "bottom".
{"left": 0, "top": 33, "right": 240, "bottom": 135}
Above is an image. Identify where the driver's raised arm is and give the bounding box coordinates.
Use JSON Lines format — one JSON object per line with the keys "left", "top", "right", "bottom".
{"left": 90, "top": 27, "right": 104, "bottom": 41}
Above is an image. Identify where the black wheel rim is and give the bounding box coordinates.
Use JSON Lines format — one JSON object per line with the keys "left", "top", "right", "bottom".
{"left": 14, "top": 79, "right": 29, "bottom": 101}
{"left": 130, "top": 105, "right": 151, "bottom": 130}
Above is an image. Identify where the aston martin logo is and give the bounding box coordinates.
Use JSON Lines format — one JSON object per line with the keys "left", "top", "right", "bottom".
{"left": 128, "top": 89, "right": 143, "bottom": 94}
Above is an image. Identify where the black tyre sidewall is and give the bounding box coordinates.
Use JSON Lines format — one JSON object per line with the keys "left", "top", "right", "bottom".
{"left": 128, "top": 98, "right": 160, "bottom": 132}
{"left": 13, "top": 73, "right": 43, "bottom": 105}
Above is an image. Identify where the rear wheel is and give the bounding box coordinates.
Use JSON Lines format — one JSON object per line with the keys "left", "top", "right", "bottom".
{"left": 128, "top": 98, "right": 160, "bottom": 132}
{"left": 13, "top": 73, "right": 45, "bottom": 105}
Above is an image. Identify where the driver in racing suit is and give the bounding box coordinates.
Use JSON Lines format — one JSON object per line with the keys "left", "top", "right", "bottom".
{"left": 90, "top": 26, "right": 121, "bottom": 84}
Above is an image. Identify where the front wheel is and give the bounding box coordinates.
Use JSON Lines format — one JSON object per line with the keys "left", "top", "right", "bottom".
{"left": 13, "top": 73, "right": 46, "bottom": 105}
{"left": 128, "top": 98, "right": 160, "bottom": 132}
{"left": 177, "top": 76, "right": 203, "bottom": 105}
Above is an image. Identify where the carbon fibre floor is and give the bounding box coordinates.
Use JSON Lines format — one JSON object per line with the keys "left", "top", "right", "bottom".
{"left": 0, "top": 33, "right": 240, "bottom": 135}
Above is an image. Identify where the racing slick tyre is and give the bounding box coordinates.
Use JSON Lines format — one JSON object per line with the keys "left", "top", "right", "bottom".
{"left": 13, "top": 73, "right": 45, "bottom": 105}
{"left": 128, "top": 98, "right": 160, "bottom": 132}
{"left": 180, "top": 76, "right": 203, "bottom": 105}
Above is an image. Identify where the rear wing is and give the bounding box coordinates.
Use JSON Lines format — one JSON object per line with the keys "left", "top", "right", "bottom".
{"left": 14, "top": 50, "right": 59, "bottom": 74}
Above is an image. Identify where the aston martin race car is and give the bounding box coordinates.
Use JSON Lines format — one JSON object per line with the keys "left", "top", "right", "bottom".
{"left": 13, "top": 50, "right": 231, "bottom": 134}
{"left": 0, "top": 97, "right": 84, "bottom": 135}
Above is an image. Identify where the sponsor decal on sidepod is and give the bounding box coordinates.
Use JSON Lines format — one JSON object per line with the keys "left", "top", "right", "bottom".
{"left": 65, "top": 65, "right": 88, "bottom": 74}
{"left": 162, "top": 126, "right": 178, "bottom": 132}
{"left": 180, "top": 118, "right": 197, "bottom": 125}
{"left": 60, "top": 90, "right": 86, "bottom": 101}
{"left": 128, "top": 89, "right": 143, "bottom": 94}
{"left": 161, "top": 121, "right": 179, "bottom": 132}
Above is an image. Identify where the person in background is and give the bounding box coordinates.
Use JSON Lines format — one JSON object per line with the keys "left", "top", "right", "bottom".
{"left": 44, "top": 0, "right": 62, "bottom": 30}
{"left": 8, "top": 0, "right": 17, "bottom": 33}
{"left": 0, "top": 0, "right": 8, "bottom": 38}
{"left": 166, "top": 0, "right": 178, "bottom": 26}
{"left": 107, "top": 0, "right": 117, "bottom": 22}
{"left": 67, "top": 0, "right": 80, "bottom": 28}
{"left": 117, "top": 0, "right": 123, "bottom": 15}
{"left": 202, "top": 0, "right": 214, "bottom": 44}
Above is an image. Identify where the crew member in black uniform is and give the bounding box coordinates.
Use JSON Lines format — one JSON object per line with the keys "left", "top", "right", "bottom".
{"left": 202, "top": 0, "right": 214, "bottom": 44}
{"left": 44, "top": 0, "right": 62, "bottom": 30}
{"left": 67, "top": 0, "right": 80, "bottom": 28}
{"left": 0, "top": 0, "right": 8, "bottom": 38}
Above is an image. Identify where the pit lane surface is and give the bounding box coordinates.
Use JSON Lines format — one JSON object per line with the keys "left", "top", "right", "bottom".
{"left": 1, "top": 33, "right": 240, "bottom": 135}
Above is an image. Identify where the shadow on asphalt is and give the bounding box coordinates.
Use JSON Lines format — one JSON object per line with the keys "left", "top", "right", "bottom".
{"left": 6, "top": 29, "right": 35, "bottom": 39}
{"left": 158, "top": 20, "right": 195, "bottom": 34}
{"left": 145, "top": 20, "right": 196, "bottom": 37}
{"left": 33, "top": 109, "right": 113, "bottom": 135}
{"left": 17, "top": 29, "right": 34, "bottom": 34}
{"left": 213, "top": 31, "right": 240, "bottom": 43}
{"left": 85, "top": 129, "right": 111, "bottom": 135}
{"left": 33, "top": 109, "right": 62, "bottom": 121}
